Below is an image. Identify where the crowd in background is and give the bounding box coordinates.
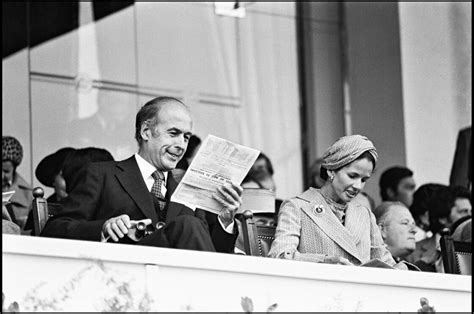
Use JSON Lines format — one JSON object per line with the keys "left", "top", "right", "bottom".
{"left": 2, "top": 103, "right": 471, "bottom": 275}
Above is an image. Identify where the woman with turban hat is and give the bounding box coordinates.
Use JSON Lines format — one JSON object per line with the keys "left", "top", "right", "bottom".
{"left": 269, "top": 135, "right": 407, "bottom": 269}
{"left": 2, "top": 136, "right": 33, "bottom": 233}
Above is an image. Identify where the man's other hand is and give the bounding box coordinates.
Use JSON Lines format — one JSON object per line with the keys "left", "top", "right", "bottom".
{"left": 213, "top": 182, "right": 243, "bottom": 227}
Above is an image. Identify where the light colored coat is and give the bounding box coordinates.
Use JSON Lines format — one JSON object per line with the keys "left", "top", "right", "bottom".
{"left": 269, "top": 188, "right": 395, "bottom": 266}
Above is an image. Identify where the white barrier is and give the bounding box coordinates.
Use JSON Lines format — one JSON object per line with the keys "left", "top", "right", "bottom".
{"left": 2, "top": 234, "right": 471, "bottom": 312}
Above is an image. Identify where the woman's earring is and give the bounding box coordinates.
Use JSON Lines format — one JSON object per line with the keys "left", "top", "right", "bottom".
{"left": 329, "top": 175, "right": 334, "bottom": 182}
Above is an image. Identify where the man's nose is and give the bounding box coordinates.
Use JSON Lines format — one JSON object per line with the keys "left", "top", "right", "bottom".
{"left": 174, "top": 135, "right": 187, "bottom": 149}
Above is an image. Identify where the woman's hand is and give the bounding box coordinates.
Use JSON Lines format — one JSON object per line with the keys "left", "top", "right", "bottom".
{"left": 323, "top": 255, "right": 354, "bottom": 265}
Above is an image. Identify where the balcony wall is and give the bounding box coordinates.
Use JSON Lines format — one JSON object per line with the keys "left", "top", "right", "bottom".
{"left": 2, "top": 234, "right": 471, "bottom": 312}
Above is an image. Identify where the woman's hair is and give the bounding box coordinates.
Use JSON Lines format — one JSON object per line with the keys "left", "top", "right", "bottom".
{"left": 320, "top": 150, "right": 376, "bottom": 180}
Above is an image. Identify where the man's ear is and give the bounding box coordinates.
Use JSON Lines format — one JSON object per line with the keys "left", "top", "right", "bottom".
{"left": 140, "top": 122, "right": 152, "bottom": 141}
{"left": 387, "top": 187, "right": 397, "bottom": 199}
{"left": 378, "top": 223, "right": 387, "bottom": 240}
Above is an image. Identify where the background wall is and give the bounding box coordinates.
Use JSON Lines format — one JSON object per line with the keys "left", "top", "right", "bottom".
{"left": 343, "top": 2, "right": 406, "bottom": 204}
{"left": 399, "top": 2, "right": 472, "bottom": 187}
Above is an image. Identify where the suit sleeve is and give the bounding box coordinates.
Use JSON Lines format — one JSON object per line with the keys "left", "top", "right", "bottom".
{"left": 268, "top": 199, "right": 326, "bottom": 263}
{"left": 204, "top": 211, "right": 238, "bottom": 253}
{"left": 450, "top": 128, "right": 471, "bottom": 188}
{"left": 41, "top": 163, "right": 106, "bottom": 241}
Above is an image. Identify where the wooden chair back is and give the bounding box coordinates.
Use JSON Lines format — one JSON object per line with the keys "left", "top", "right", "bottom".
{"left": 238, "top": 210, "right": 276, "bottom": 257}
{"left": 31, "top": 187, "right": 60, "bottom": 236}
{"left": 440, "top": 228, "right": 472, "bottom": 275}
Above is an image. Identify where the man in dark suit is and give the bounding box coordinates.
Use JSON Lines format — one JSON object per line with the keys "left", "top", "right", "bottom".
{"left": 42, "top": 96, "right": 242, "bottom": 253}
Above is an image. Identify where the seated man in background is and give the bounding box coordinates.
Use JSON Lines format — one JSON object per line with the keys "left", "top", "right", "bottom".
{"left": 2, "top": 136, "right": 33, "bottom": 234}
{"left": 242, "top": 152, "right": 282, "bottom": 221}
{"left": 42, "top": 96, "right": 243, "bottom": 254}
{"left": 374, "top": 201, "right": 420, "bottom": 270}
{"left": 448, "top": 185, "right": 471, "bottom": 225}
{"left": 379, "top": 166, "right": 416, "bottom": 208}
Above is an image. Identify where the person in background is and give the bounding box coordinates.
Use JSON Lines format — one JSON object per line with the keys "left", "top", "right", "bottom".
{"left": 269, "top": 135, "right": 407, "bottom": 269}
{"left": 35, "top": 147, "right": 76, "bottom": 203}
{"left": 374, "top": 201, "right": 420, "bottom": 270}
{"left": 42, "top": 96, "right": 243, "bottom": 253}
{"left": 379, "top": 166, "right": 416, "bottom": 208}
{"left": 24, "top": 147, "right": 114, "bottom": 232}
{"left": 2, "top": 136, "right": 33, "bottom": 234}
{"left": 448, "top": 185, "right": 471, "bottom": 225}
{"left": 242, "top": 152, "right": 282, "bottom": 220}
{"left": 173, "top": 134, "right": 202, "bottom": 183}
{"left": 449, "top": 126, "right": 471, "bottom": 190}
{"left": 309, "top": 157, "right": 325, "bottom": 189}
{"left": 406, "top": 183, "right": 471, "bottom": 272}
{"left": 408, "top": 183, "right": 438, "bottom": 242}
{"left": 242, "top": 152, "right": 277, "bottom": 191}
{"left": 451, "top": 216, "right": 471, "bottom": 242}
{"left": 61, "top": 147, "right": 114, "bottom": 193}
{"left": 175, "top": 135, "right": 201, "bottom": 171}
{"left": 3, "top": 204, "right": 21, "bottom": 235}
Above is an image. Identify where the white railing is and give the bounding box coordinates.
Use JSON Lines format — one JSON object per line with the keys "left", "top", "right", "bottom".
{"left": 2, "top": 234, "right": 471, "bottom": 312}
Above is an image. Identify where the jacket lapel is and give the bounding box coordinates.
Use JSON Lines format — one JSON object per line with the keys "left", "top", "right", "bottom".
{"left": 298, "top": 189, "right": 362, "bottom": 263}
{"left": 115, "top": 157, "right": 158, "bottom": 223}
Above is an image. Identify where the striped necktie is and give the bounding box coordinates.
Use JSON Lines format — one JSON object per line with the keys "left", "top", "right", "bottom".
{"left": 151, "top": 170, "right": 165, "bottom": 200}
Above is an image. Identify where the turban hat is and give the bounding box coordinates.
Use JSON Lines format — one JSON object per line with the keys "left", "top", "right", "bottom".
{"left": 321, "top": 134, "right": 378, "bottom": 170}
{"left": 2, "top": 136, "right": 24, "bottom": 166}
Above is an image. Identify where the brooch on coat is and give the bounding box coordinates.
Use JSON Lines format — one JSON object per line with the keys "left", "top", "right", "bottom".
{"left": 313, "top": 204, "right": 325, "bottom": 214}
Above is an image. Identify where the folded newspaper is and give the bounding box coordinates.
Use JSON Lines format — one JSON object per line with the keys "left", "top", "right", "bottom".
{"left": 170, "top": 134, "right": 260, "bottom": 215}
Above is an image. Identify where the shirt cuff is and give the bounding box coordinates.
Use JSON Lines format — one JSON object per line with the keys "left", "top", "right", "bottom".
{"left": 218, "top": 216, "right": 235, "bottom": 234}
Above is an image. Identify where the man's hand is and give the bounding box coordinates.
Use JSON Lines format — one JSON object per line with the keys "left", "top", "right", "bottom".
{"left": 102, "top": 215, "right": 152, "bottom": 242}
{"left": 213, "top": 182, "right": 243, "bottom": 228}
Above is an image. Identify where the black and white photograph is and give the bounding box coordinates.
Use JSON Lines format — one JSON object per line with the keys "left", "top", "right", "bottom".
{"left": 2, "top": 2, "right": 471, "bottom": 312}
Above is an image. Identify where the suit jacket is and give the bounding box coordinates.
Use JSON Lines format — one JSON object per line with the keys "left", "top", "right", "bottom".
{"left": 41, "top": 156, "right": 237, "bottom": 253}
{"left": 268, "top": 188, "right": 395, "bottom": 266}
{"left": 405, "top": 233, "right": 443, "bottom": 273}
{"left": 450, "top": 126, "right": 471, "bottom": 188}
